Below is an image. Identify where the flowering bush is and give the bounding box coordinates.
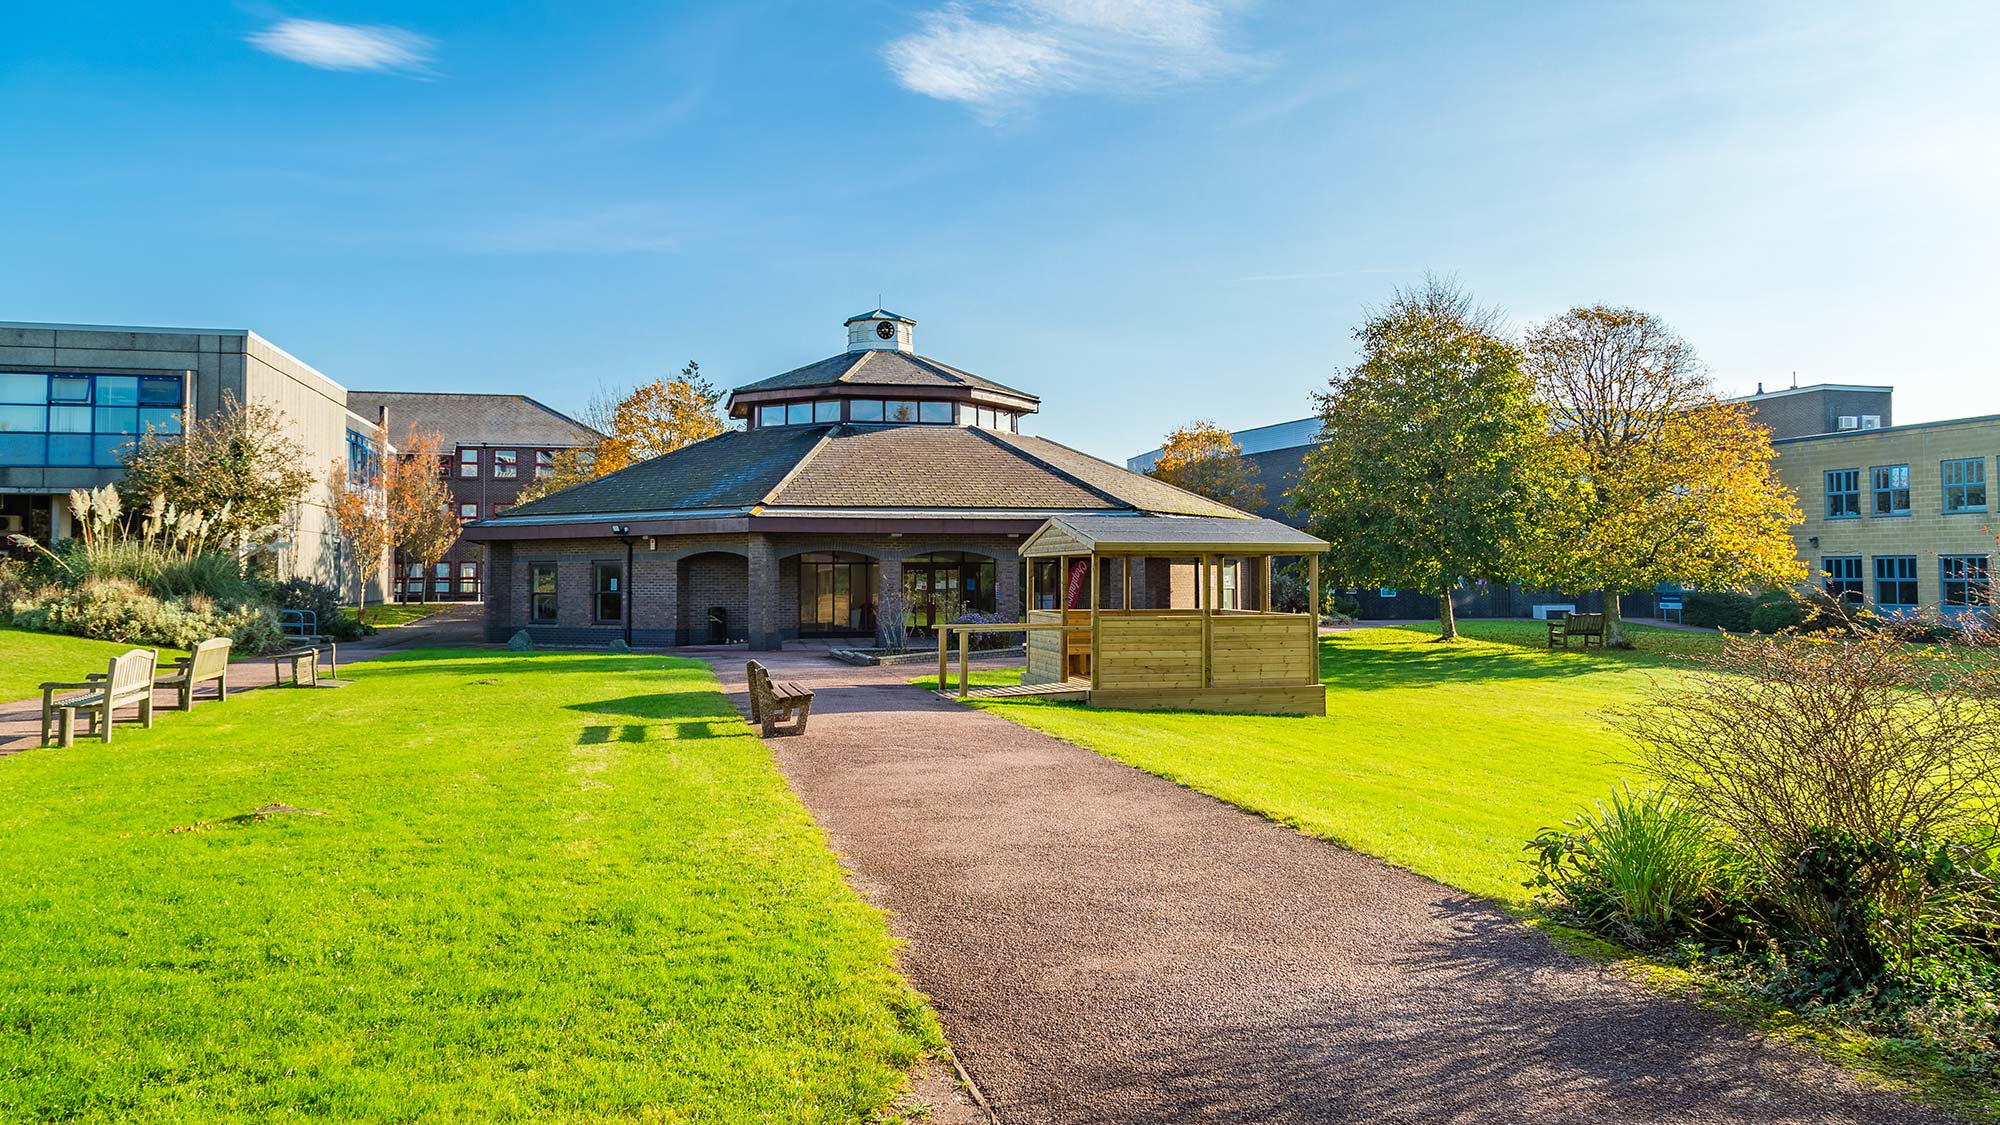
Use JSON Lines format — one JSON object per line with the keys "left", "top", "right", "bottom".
{"left": 951, "top": 611, "right": 1017, "bottom": 651}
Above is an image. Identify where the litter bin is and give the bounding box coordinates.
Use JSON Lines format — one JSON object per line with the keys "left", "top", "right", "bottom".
{"left": 708, "top": 606, "right": 728, "bottom": 645}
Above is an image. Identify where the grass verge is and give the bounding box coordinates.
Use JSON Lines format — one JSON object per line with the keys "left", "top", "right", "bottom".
{"left": 344, "top": 602, "right": 449, "bottom": 628}
{"left": 0, "top": 648, "right": 942, "bottom": 1122}
{"left": 0, "top": 625, "right": 186, "bottom": 704}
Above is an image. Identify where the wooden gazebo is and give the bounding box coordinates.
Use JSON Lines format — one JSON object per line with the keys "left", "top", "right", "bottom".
{"left": 938, "top": 514, "right": 1329, "bottom": 716}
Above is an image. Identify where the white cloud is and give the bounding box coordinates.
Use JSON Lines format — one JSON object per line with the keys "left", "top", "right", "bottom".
{"left": 247, "top": 19, "right": 432, "bottom": 73}
{"left": 884, "top": 0, "right": 1244, "bottom": 114}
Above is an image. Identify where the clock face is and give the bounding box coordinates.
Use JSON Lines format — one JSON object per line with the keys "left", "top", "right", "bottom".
{"left": 876, "top": 320, "right": 896, "bottom": 340}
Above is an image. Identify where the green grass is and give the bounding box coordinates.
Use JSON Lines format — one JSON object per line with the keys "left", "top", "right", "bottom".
{"left": 345, "top": 602, "right": 449, "bottom": 628}
{"left": 0, "top": 625, "right": 187, "bottom": 704}
{"left": 951, "top": 620, "right": 1719, "bottom": 904}
{"left": 0, "top": 649, "right": 941, "bottom": 1122}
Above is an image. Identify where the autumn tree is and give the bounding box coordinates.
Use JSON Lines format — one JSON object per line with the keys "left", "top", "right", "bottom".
{"left": 1523, "top": 307, "right": 1804, "bottom": 646}
{"left": 514, "top": 360, "right": 725, "bottom": 504}
{"left": 326, "top": 462, "right": 391, "bottom": 614}
{"left": 388, "top": 431, "right": 462, "bottom": 604}
{"left": 1290, "top": 277, "right": 1552, "bottom": 640}
{"left": 119, "top": 393, "right": 313, "bottom": 548}
{"left": 1147, "top": 420, "right": 1266, "bottom": 511}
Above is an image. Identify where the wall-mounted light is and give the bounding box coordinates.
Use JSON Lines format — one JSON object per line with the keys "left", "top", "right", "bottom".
{"left": 1808, "top": 535, "right": 1820, "bottom": 548}
{"left": 610, "top": 524, "right": 631, "bottom": 536}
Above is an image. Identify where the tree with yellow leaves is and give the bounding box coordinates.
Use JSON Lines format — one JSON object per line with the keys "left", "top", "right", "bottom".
{"left": 1523, "top": 306, "right": 1803, "bottom": 647}
{"left": 515, "top": 361, "right": 726, "bottom": 504}
{"left": 1147, "top": 420, "right": 1266, "bottom": 512}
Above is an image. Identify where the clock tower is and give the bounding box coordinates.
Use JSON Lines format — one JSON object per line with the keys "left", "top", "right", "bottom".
{"left": 844, "top": 308, "right": 915, "bottom": 354}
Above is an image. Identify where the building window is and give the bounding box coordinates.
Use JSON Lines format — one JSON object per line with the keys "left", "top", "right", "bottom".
{"left": 593, "top": 562, "right": 623, "bottom": 622}
{"left": 919, "top": 401, "right": 953, "bottom": 424}
{"left": 1874, "top": 555, "right": 1919, "bottom": 609}
{"left": 797, "top": 552, "right": 879, "bottom": 635}
{"left": 1824, "top": 469, "right": 1861, "bottom": 519}
{"left": 849, "top": 399, "right": 885, "bottom": 422}
{"left": 1870, "top": 465, "right": 1909, "bottom": 516}
{"left": 535, "top": 450, "right": 555, "bottom": 478}
{"left": 886, "top": 400, "right": 920, "bottom": 422}
{"left": 785, "top": 401, "right": 813, "bottom": 425}
{"left": 529, "top": 563, "right": 558, "bottom": 620}
{"left": 493, "top": 449, "right": 517, "bottom": 479}
{"left": 1823, "top": 556, "right": 1864, "bottom": 604}
{"left": 0, "top": 371, "right": 185, "bottom": 467}
{"left": 459, "top": 561, "right": 479, "bottom": 595}
{"left": 813, "top": 400, "right": 840, "bottom": 423}
{"left": 459, "top": 448, "right": 479, "bottom": 478}
{"left": 459, "top": 503, "right": 478, "bottom": 521}
{"left": 758, "top": 404, "right": 785, "bottom": 427}
{"left": 1943, "top": 458, "right": 1987, "bottom": 513}
{"left": 1941, "top": 555, "right": 1990, "bottom": 608}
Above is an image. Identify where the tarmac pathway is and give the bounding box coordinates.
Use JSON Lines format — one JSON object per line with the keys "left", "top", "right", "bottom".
{"left": 702, "top": 648, "right": 1950, "bottom": 1125}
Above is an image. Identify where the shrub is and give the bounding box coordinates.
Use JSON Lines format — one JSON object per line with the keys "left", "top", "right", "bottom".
{"left": 12, "top": 578, "right": 284, "bottom": 654}
{"left": 1681, "top": 590, "right": 1755, "bottom": 631}
{"left": 1745, "top": 591, "right": 1805, "bottom": 634}
{"left": 950, "top": 611, "right": 1016, "bottom": 651}
{"left": 1528, "top": 785, "right": 1745, "bottom": 947}
{"left": 1331, "top": 594, "right": 1362, "bottom": 619}
{"left": 268, "top": 578, "right": 367, "bottom": 641}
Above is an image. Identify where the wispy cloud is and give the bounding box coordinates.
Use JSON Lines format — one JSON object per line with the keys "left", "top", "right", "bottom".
{"left": 247, "top": 19, "right": 433, "bottom": 73}
{"left": 884, "top": 0, "right": 1248, "bottom": 115}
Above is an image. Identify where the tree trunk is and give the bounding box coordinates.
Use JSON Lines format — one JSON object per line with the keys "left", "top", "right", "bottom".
{"left": 1601, "top": 590, "right": 1631, "bottom": 648}
{"left": 1436, "top": 587, "right": 1458, "bottom": 641}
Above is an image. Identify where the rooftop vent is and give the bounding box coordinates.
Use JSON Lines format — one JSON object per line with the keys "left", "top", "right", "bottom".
{"left": 844, "top": 308, "right": 914, "bottom": 354}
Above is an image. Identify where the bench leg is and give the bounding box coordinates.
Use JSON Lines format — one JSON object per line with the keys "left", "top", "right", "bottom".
{"left": 56, "top": 708, "right": 73, "bottom": 749}
{"left": 219, "top": 670, "right": 229, "bottom": 702}
{"left": 761, "top": 713, "right": 777, "bottom": 737}
{"left": 99, "top": 699, "right": 113, "bottom": 744}
{"left": 140, "top": 692, "right": 154, "bottom": 729}
{"left": 792, "top": 700, "right": 811, "bottom": 735}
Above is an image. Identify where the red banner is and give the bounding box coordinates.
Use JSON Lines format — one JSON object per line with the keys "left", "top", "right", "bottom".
{"left": 1065, "top": 560, "right": 1089, "bottom": 609}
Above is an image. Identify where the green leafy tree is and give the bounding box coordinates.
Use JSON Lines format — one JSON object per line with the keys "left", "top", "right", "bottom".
{"left": 118, "top": 393, "right": 312, "bottom": 549}
{"left": 1290, "top": 277, "right": 1551, "bottom": 640}
{"left": 1523, "top": 306, "right": 1804, "bottom": 646}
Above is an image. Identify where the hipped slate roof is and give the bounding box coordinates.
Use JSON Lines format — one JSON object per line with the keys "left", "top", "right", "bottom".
{"left": 347, "top": 391, "right": 602, "bottom": 447}
{"left": 492, "top": 423, "right": 1243, "bottom": 520}
{"left": 726, "top": 350, "right": 1038, "bottom": 402}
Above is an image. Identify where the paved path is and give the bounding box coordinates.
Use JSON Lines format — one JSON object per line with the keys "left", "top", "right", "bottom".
{"left": 702, "top": 649, "right": 1948, "bottom": 1125}
{"left": 0, "top": 605, "right": 486, "bottom": 753}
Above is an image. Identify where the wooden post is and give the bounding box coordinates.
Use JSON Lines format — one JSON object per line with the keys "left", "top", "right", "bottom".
{"left": 958, "top": 627, "right": 970, "bottom": 698}
{"left": 1200, "top": 553, "right": 1213, "bottom": 688}
{"left": 1025, "top": 556, "right": 1036, "bottom": 614}
{"left": 1122, "top": 555, "right": 1132, "bottom": 614}
{"left": 1306, "top": 553, "right": 1321, "bottom": 684}
{"left": 1262, "top": 555, "right": 1274, "bottom": 612}
{"left": 937, "top": 626, "right": 948, "bottom": 692}
{"left": 1088, "top": 554, "right": 1102, "bottom": 689}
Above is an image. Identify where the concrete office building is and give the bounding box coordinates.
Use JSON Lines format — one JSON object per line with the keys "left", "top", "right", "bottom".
{"left": 0, "top": 322, "right": 384, "bottom": 594}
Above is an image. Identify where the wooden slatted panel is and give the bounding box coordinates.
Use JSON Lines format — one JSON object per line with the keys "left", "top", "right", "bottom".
{"left": 1095, "top": 614, "right": 1203, "bottom": 688}
{"left": 1209, "top": 615, "right": 1315, "bottom": 687}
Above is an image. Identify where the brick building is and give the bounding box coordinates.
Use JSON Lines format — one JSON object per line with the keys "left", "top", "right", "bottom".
{"left": 462, "top": 310, "right": 1246, "bottom": 648}
{"left": 345, "top": 391, "right": 601, "bottom": 602}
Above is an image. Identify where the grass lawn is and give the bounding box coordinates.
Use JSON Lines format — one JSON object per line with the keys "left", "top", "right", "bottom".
{"left": 0, "top": 649, "right": 940, "bottom": 1122}
{"left": 0, "top": 625, "right": 187, "bottom": 704}
{"left": 344, "top": 602, "right": 449, "bottom": 628}
{"left": 952, "top": 620, "right": 1718, "bottom": 904}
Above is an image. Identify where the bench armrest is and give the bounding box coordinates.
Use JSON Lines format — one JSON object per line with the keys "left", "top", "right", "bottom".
{"left": 40, "top": 679, "right": 100, "bottom": 692}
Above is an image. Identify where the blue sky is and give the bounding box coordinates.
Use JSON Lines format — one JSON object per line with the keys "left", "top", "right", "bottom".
{"left": 3, "top": 2, "right": 1995, "bottom": 460}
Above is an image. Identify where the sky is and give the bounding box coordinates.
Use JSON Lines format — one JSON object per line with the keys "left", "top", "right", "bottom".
{"left": 3, "top": 1, "right": 1997, "bottom": 462}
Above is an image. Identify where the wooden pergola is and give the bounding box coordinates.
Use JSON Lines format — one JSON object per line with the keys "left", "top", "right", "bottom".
{"left": 939, "top": 514, "right": 1329, "bottom": 716}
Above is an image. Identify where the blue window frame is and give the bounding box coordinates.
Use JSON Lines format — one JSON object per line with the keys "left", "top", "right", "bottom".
{"left": 1943, "top": 458, "right": 1987, "bottom": 513}
{"left": 1824, "top": 468, "right": 1861, "bottom": 519}
{"left": 1823, "top": 556, "right": 1864, "bottom": 603}
{"left": 1870, "top": 465, "right": 1909, "bottom": 516}
{"left": 1941, "top": 555, "right": 1990, "bottom": 608}
{"left": 1874, "top": 555, "right": 1919, "bottom": 610}
{"left": 0, "top": 372, "right": 185, "bottom": 467}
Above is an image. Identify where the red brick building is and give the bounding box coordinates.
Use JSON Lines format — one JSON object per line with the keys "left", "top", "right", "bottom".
{"left": 345, "top": 391, "right": 601, "bottom": 602}
{"left": 462, "top": 311, "right": 1249, "bottom": 649}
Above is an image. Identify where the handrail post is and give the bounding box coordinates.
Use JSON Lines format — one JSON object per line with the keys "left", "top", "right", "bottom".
{"left": 958, "top": 628, "right": 971, "bottom": 698}
{"left": 937, "top": 627, "right": 948, "bottom": 692}
{"left": 1306, "top": 553, "right": 1321, "bottom": 684}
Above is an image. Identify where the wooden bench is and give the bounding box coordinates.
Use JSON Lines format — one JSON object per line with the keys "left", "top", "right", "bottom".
{"left": 746, "top": 659, "right": 812, "bottom": 737}
{"left": 40, "top": 648, "right": 159, "bottom": 748}
{"left": 157, "top": 637, "right": 231, "bottom": 710}
{"left": 269, "top": 646, "right": 322, "bottom": 687}
{"left": 1547, "top": 611, "right": 1606, "bottom": 649}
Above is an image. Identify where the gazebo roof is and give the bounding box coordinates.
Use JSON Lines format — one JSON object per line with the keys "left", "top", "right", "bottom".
{"left": 1020, "top": 514, "right": 1328, "bottom": 557}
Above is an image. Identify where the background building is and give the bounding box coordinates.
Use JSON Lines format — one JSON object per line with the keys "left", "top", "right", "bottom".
{"left": 1129, "top": 381, "right": 1991, "bottom": 618}
{"left": 0, "top": 322, "right": 381, "bottom": 595}
{"left": 344, "top": 391, "right": 601, "bottom": 602}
